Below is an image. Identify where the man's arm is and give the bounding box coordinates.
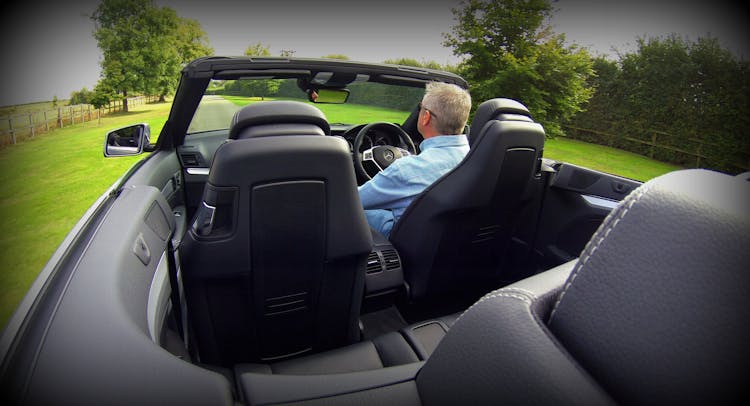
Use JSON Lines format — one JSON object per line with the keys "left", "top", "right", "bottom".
{"left": 358, "top": 165, "right": 408, "bottom": 210}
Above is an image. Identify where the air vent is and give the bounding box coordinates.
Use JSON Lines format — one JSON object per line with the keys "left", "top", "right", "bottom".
{"left": 382, "top": 249, "right": 401, "bottom": 271}
{"left": 265, "top": 292, "right": 307, "bottom": 316}
{"left": 472, "top": 225, "right": 499, "bottom": 243}
{"left": 180, "top": 153, "right": 200, "bottom": 167}
{"left": 366, "top": 252, "right": 382, "bottom": 274}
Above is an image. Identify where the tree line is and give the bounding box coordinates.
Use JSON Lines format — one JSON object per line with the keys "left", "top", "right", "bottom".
{"left": 569, "top": 36, "right": 749, "bottom": 173}
{"left": 75, "top": 0, "right": 747, "bottom": 173}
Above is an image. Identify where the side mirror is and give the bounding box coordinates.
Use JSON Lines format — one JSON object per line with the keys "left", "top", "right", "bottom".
{"left": 104, "top": 123, "right": 151, "bottom": 157}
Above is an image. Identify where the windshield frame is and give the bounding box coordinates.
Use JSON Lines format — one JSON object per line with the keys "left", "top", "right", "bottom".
{"left": 187, "top": 76, "right": 429, "bottom": 134}
{"left": 160, "top": 56, "right": 468, "bottom": 149}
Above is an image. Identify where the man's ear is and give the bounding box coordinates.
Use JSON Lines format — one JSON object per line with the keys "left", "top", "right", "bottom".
{"left": 419, "top": 109, "right": 431, "bottom": 128}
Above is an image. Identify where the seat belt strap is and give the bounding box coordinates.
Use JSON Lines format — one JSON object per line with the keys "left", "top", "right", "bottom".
{"left": 167, "top": 239, "right": 189, "bottom": 352}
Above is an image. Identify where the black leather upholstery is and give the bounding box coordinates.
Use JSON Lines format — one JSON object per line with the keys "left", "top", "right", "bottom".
{"left": 180, "top": 102, "right": 372, "bottom": 365}
{"left": 389, "top": 98, "right": 545, "bottom": 299}
{"left": 235, "top": 331, "right": 419, "bottom": 376}
{"left": 467, "top": 98, "right": 533, "bottom": 146}
{"left": 418, "top": 169, "right": 749, "bottom": 404}
{"left": 235, "top": 169, "right": 748, "bottom": 404}
{"left": 233, "top": 314, "right": 458, "bottom": 377}
{"left": 228, "top": 100, "right": 330, "bottom": 139}
{"left": 416, "top": 260, "right": 615, "bottom": 405}
{"left": 546, "top": 169, "right": 750, "bottom": 404}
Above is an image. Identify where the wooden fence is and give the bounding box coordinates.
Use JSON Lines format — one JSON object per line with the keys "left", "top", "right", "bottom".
{"left": 563, "top": 124, "right": 750, "bottom": 174}
{"left": 0, "top": 96, "right": 158, "bottom": 146}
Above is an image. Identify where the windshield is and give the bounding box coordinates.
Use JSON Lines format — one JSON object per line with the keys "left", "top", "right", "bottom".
{"left": 187, "top": 78, "right": 424, "bottom": 134}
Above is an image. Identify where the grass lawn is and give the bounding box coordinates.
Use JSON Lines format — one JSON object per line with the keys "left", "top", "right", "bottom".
{"left": 0, "top": 101, "right": 172, "bottom": 328}
{"left": 545, "top": 137, "right": 682, "bottom": 181}
{"left": 0, "top": 99, "right": 682, "bottom": 329}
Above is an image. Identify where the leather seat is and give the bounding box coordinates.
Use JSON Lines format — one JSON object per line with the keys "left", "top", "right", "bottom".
{"left": 390, "top": 98, "right": 546, "bottom": 300}
{"left": 234, "top": 312, "right": 459, "bottom": 377}
{"left": 236, "top": 169, "right": 749, "bottom": 404}
{"left": 180, "top": 101, "right": 373, "bottom": 366}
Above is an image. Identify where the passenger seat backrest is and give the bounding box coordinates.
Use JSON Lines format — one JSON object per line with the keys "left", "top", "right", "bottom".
{"left": 417, "top": 169, "right": 749, "bottom": 404}
{"left": 181, "top": 101, "right": 373, "bottom": 366}
{"left": 389, "top": 98, "right": 545, "bottom": 299}
{"left": 546, "top": 169, "right": 750, "bottom": 404}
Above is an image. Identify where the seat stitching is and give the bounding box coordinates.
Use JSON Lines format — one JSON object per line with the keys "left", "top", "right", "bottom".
{"left": 502, "top": 287, "right": 537, "bottom": 298}
{"left": 454, "top": 290, "right": 533, "bottom": 324}
{"left": 548, "top": 185, "right": 650, "bottom": 323}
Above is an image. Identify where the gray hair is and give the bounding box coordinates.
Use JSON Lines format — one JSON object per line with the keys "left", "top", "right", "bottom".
{"left": 421, "top": 82, "right": 472, "bottom": 135}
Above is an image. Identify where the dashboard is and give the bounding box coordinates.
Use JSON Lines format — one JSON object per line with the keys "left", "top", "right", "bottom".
{"left": 177, "top": 123, "right": 418, "bottom": 217}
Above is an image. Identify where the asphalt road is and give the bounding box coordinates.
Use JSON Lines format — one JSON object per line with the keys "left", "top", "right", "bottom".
{"left": 187, "top": 96, "right": 241, "bottom": 133}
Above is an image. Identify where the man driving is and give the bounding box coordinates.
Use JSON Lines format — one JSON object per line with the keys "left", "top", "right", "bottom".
{"left": 358, "top": 82, "right": 472, "bottom": 237}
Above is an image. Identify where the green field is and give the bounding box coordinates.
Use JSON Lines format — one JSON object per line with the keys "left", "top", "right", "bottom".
{"left": 545, "top": 137, "right": 681, "bottom": 181}
{"left": 0, "top": 101, "right": 172, "bottom": 328}
{"left": 0, "top": 99, "right": 681, "bottom": 329}
{"left": 222, "top": 96, "right": 412, "bottom": 124}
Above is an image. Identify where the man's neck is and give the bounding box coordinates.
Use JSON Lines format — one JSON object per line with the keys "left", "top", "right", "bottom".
{"left": 421, "top": 129, "right": 441, "bottom": 139}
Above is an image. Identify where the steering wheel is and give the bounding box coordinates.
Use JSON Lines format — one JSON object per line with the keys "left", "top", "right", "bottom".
{"left": 352, "top": 122, "right": 417, "bottom": 180}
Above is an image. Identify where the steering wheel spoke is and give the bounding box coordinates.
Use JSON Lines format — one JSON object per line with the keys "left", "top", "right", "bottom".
{"left": 361, "top": 148, "right": 385, "bottom": 174}
{"left": 352, "top": 122, "right": 416, "bottom": 180}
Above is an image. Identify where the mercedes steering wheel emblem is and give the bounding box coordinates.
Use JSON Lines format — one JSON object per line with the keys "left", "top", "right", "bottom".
{"left": 383, "top": 150, "right": 394, "bottom": 161}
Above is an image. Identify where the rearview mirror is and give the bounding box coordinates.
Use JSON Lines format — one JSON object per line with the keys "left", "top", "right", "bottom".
{"left": 104, "top": 123, "right": 151, "bottom": 157}
{"left": 308, "top": 88, "right": 349, "bottom": 104}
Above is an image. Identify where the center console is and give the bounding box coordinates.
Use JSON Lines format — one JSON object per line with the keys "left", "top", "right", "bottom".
{"left": 363, "top": 229, "right": 405, "bottom": 300}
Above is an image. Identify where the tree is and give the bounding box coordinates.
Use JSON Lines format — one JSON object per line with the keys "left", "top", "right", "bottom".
{"left": 152, "top": 13, "right": 213, "bottom": 101}
{"left": 572, "top": 35, "right": 750, "bottom": 173}
{"left": 92, "top": 0, "right": 212, "bottom": 111}
{"left": 568, "top": 56, "right": 623, "bottom": 135}
{"left": 444, "top": 0, "right": 594, "bottom": 136}
{"left": 383, "top": 58, "right": 444, "bottom": 70}
{"left": 240, "top": 43, "right": 280, "bottom": 99}
{"left": 321, "top": 54, "right": 350, "bottom": 60}
{"left": 69, "top": 87, "right": 94, "bottom": 105}
{"left": 90, "top": 82, "right": 117, "bottom": 109}
{"left": 244, "top": 42, "right": 272, "bottom": 57}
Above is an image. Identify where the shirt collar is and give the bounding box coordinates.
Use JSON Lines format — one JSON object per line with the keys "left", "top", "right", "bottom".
{"left": 419, "top": 134, "right": 469, "bottom": 151}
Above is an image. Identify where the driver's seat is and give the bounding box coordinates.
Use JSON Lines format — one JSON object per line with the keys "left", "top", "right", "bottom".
{"left": 389, "top": 98, "right": 545, "bottom": 300}
{"left": 180, "top": 101, "right": 373, "bottom": 366}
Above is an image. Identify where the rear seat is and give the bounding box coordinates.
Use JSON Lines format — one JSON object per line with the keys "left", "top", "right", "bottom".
{"left": 235, "top": 313, "right": 459, "bottom": 376}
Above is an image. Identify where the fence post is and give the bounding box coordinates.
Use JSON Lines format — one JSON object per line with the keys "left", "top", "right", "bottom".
{"left": 696, "top": 142, "right": 703, "bottom": 168}
{"left": 44, "top": 111, "right": 49, "bottom": 132}
{"left": 29, "top": 114, "right": 35, "bottom": 138}
{"left": 9, "top": 118, "right": 15, "bottom": 144}
{"left": 649, "top": 133, "right": 657, "bottom": 158}
{"left": 58, "top": 108, "right": 63, "bottom": 129}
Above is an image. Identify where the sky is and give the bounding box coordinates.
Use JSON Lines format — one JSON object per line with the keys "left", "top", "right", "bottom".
{"left": 0, "top": 0, "right": 747, "bottom": 107}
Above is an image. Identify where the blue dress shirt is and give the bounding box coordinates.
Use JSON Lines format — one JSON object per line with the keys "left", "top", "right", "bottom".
{"left": 358, "top": 134, "right": 469, "bottom": 237}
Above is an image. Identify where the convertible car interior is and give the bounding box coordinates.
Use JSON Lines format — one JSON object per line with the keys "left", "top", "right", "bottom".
{"left": 1, "top": 57, "right": 746, "bottom": 404}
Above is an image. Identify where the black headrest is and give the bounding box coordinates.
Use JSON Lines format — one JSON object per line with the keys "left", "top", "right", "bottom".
{"left": 468, "top": 98, "right": 532, "bottom": 146}
{"left": 548, "top": 169, "right": 750, "bottom": 404}
{"left": 229, "top": 101, "right": 330, "bottom": 139}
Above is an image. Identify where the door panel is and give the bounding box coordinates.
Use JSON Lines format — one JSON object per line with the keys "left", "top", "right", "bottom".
{"left": 535, "top": 163, "right": 642, "bottom": 268}
{"left": 123, "top": 152, "right": 184, "bottom": 206}
{"left": 6, "top": 184, "right": 233, "bottom": 404}
{"left": 122, "top": 151, "right": 188, "bottom": 241}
